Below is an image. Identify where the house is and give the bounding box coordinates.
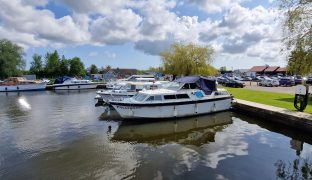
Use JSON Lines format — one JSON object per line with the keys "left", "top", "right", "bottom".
{"left": 275, "top": 67, "right": 287, "bottom": 75}
{"left": 113, "top": 68, "right": 137, "bottom": 78}
{"left": 247, "top": 66, "right": 269, "bottom": 77}
{"left": 103, "top": 68, "right": 138, "bottom": 81}
{"left": 233, "top": 69, "right": 249, "bottom": 76}
{"left": 91, "top": 74, "right": 104, "bottom": 81}
{"left": 264, "top": 66, "right": 280, "bottom": 75}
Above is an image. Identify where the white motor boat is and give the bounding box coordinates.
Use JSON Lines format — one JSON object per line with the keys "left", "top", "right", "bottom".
{"left": 51, "top": 76, "right": 99, "bottom": 90}
{"left": 109, "top": 76, "right": 233, "bottom": 119}
{"left": 106, "top": 75, "right": 155, "bottom": 89}
{"left": 97, "top": 81, "right": 166, "bottom": 103}
{"left": 0, "top": 77, "right": 47, "bottom": 92}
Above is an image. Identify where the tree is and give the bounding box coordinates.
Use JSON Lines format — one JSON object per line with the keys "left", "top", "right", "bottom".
{"left": 220, "top": 66, "right": 227, "bottom": 73}
{"left": 287, "top": 40, "right": 312, "bottom": 75}
{"left": 29, "top": 54, "right": 43, "bottom": 77}
{"left": 89, "top": 64, "right": 98, "bottom": 74}
{"left": 59, "top": 55, "right": 70, "bottom": 76}
{"left": 280, "top": 0, "right": 312, "bottom": 74}
{"left": 160, "top": 43, "right": 217, "bottom": 76}
{"left": 45, "top": 50, "right": 60, "bottom": 77}
{"left": 0, "top": 39, "right": 25, "bottom": 79}
{"left": 69, "top": 57, "right": 85, "bottom": 77}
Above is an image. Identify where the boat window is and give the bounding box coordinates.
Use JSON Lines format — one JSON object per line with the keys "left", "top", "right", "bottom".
{"left": 189, "top": 83, "right": 197, "bottom": 89}
{"left": 162, "top": 82, "right": 183, "bottom": 90}
{"left": 164, "top": 95, "right": 176, "bottom": 100}
{"left": 134, "top": 94, "right": 147, "bottom": 101}
{"left": 176, "top": 94, "right": 189, "bottom": 99}
{"left": 154, "top": 95, "right": 162, "bottom": 101}
{"left": 146, "top": 96, "right": 154, "bottom": 101}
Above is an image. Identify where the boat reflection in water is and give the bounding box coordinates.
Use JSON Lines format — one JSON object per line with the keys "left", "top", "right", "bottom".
{"left": 111, "top": 111, "right": 233, "bottom": 145}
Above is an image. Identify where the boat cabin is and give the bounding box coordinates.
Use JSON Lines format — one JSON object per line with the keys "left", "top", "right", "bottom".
{"left": 115, "top": 82, "right": 161, "bottom": 92}
{"left": 2, "top": 77, "right": 37, "bottom": 85}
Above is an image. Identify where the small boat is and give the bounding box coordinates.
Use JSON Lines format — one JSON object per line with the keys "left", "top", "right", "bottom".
{"left": 109, "top": 76, "right": 233, "bottom": 119}
{"left": 51, "top": 76, "right": 99, "bottom": 90}
{"left": 0, "top": 77, "right": 47, "bottom": 92}
{"left": 97, "top": 81, "right": 166, "bottom": 103}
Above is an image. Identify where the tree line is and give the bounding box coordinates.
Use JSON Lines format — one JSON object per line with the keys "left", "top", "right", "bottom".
{"left": 0, "top": 39, "right": 104, "bottom": 79}
{"left": 29, "top": 50, "right": 86, "bottom": 78}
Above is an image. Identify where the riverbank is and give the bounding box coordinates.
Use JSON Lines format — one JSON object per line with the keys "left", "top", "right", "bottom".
{"left": 224, "top": 87, "right": 312, "bottom": 114}
{"left": 232, "top": 99, "right": 312, "bottom": 133}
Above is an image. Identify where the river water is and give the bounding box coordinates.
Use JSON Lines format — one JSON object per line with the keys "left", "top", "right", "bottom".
{"left": 0, "top": 90, "right": 311, "bottom": 180}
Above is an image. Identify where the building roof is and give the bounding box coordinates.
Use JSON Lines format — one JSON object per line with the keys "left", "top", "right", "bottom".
{"left": 264, "top": 66, "right": 280, "bottom": 72}
{"left": 275, "top": 67, "right": 287, "bottom": 72}
{"left": 249, "top": 66, "right": 268, "bottom": 72}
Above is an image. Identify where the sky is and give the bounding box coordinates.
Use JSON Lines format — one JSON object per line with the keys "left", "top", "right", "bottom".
{"left": 0, "top": 0, "right": 287, "bottom": 70}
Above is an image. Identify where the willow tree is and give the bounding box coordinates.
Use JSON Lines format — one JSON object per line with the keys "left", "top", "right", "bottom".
{"left": 0, "top": 39, "right": 25, "bottom": 79}
{"left": 160, "top": 43, "right": 217, "bottom": 76}
{"left": 280, "top": 0, "right": 312, "bottom": 74}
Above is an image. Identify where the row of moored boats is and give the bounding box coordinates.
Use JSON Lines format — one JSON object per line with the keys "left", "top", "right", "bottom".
{"left": 96, "top": 75, "right": 233, "bottom": 119}
{"left": 0, "top": 75, "right": 233, "bottom": 120}
{"left": 0, "top": 76, "right": 100, "bottom": 92}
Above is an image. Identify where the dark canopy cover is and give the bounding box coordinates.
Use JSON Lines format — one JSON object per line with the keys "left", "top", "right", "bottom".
{"left": 175, "top": 76, "right": 216, "bottom": 94}
{"left": 54, "top": 76, "right": 72, "bottom": 84}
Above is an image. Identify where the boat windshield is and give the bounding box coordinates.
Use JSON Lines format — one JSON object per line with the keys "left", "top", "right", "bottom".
{"left": 162, "top": 81, "right": 183, "bottom": 90}
{"left": 113, "top": 85, "right": 123, "bottom": 90}
{"left": 133, "top": 94, "right": 147, "bottom": 102}
{"left": 120, "top": 84, "right": 136, "bottom": 91}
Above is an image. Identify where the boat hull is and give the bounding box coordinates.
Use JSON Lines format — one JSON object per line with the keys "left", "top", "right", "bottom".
{"left": 52, "top": 83, "right": 98, "bottom": 90}
{"left": 0, "top": 83, "right": 46, "bottom": 92}
{"left": 110, "top": 97, "right": 232, "bottom": 119}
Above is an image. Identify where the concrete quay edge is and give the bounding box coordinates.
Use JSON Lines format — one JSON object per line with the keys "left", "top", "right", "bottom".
{"left": 232, "top": 99, "right": 312, "bottom": 132}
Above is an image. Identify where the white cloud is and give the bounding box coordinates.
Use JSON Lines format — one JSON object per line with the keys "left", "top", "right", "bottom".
{"left": 0, "top": 0, "right": 284, "bottom": 66}
{"left": 187, "top": 0, "right": 243, "bottom": 13}
{"left": 56, "top": 0, "right": 131, "bottom": 15}
{"left": 90, "top": 9, "right": 142, "bottom": 45}
{"left": 0, "top": 0, "right": 90, "bottom": 47}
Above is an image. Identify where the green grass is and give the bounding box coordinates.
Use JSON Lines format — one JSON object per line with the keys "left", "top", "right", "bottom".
{"left": 224, "top": 87, "right": 312, "bottom": 114}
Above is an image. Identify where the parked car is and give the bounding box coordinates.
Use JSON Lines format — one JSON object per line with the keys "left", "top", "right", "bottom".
{"left": 279, "top": 78, "right": 295, "bottom": 86}
{"left": 306, "top": 77, "right": 312, "bottom": 85}
{"left": 242, "top": 76, "right": 252, "bottom": 81}
{"left": 294, "top": 76, "right": 303, "bottom": 85}
{"left": 224, "top": 79, "right": 245, "bottom": 88}
{"left": 260, "top": 79, "right": 279, "bottom": 87}
{"left": 253, "top": 76, "right": 264, "bottom": 82}
{"left": 217, "top": 77, "right": 228, "bottom": 85}
{"left": 233, "top": 76, "right": 244, "bottom": 81}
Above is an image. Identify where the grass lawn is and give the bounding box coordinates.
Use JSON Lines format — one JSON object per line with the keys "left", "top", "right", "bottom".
{"left": 223, "top": 87, "right": 312, "bottom": 114}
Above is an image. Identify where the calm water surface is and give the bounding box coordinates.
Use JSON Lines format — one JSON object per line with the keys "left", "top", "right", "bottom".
{"left": 0, "top": 90, "right": 311, "bottom": 180}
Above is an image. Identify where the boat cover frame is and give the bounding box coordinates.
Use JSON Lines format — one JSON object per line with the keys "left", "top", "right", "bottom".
{"left": 54, "top": 76, "right": 72, "bottom": 84}
{"left": 175, "top": 76, "right": 216, "bottom": 95}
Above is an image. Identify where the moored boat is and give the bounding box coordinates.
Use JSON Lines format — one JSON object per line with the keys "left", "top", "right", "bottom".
{"left": 106, "top": 74, "right": 155, "bottom": 89}
{"left": 0, "top": 77, "right": 47, "bottom": 92}
{"left": 51, "top": 76, "right": 99, "bottom": 90}
{"left": 97, "top": 81, "right": 166, "bottom": 103}
{"left": 109, "top": 76, "right": 233, "bottom": 119}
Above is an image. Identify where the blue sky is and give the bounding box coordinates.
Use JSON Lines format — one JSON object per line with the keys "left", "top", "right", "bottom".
{"left": 0, "top": 0, "right": 285, "bottom": 70}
